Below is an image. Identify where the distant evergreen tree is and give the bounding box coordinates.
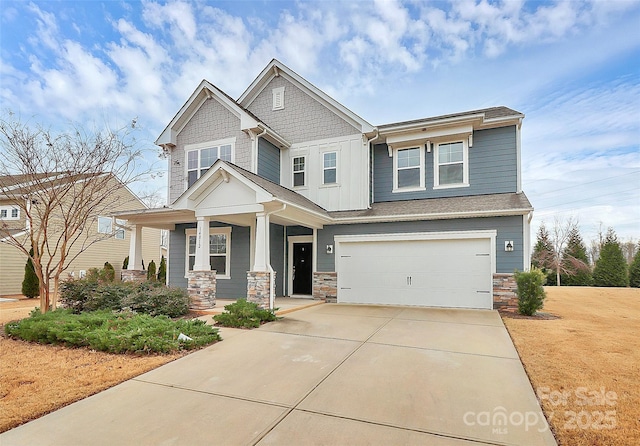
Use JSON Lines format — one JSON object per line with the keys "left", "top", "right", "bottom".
{"left": 531, "top": 223, "right": 555, "bottom": 285}
{"left": 103, "top": 262, "right": 115, "bottom": 282}
{"left": 147, "top": 260, "right": 156, "bottom": 281}
{"left": 560, "top": 225, "right": 593, "bottom": 286}
{"left": 21, "top": 247, "right": 40, "bottom": 298}
{"left": 593, "top": 228, "right": 628, "bottom": 287}
{"left": 629, "top": 243, "right": 640, "bottom": 288}
{"left": 157, "top": 255, "right": 167, "bottom": 284}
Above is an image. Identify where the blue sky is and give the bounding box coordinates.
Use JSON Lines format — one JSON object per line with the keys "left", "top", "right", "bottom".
{"left": 1, "top": 0, "right": 638, "bottom": 245}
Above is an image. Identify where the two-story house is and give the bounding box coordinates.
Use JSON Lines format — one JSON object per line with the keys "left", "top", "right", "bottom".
{"left": 0, "top": 173, "right": 164, "bottom": 296}
{"left": 118, "top": 59, "right": 532, "bottom": 310}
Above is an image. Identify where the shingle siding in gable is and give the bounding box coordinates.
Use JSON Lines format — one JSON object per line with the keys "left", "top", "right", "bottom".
{"left": 373, "top": 126, "right": 518, "bottom": 202}
{"left": 257, "top": 138, "right": 280, "bottom": 183}
{"left": 246, "top": 76, "right": 359, "bottom": 144}
{"left": 169, "top": 99, "right": 252, "bottom": 204}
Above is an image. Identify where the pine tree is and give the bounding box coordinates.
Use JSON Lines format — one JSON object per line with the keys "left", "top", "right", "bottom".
{"left": 147, "top": 260, "right": 156, "bottom": 281}
{"left": 560, "top": 225, "right": 592, "bottom": 286}
{"left": 593, "top": 228, "right": 628, "bottom": 287}
{"left": 157, "top": 255, "right": 167, "bottom": 284}
{"left": 21, "top": 247, "right": 40, "bottom": 298}
{"left": 531, "top": 223, "right": 555, "bottom": 285}
{"left": 629, "top": 243, "right": 640, "bottom": 288}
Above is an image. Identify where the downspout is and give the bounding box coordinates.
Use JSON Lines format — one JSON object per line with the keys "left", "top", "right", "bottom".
{"left": 365, "top": 129, "right": 379, "bottom": 208}
{"left": 265, "top": 203, "right": 286, "bottom": 310}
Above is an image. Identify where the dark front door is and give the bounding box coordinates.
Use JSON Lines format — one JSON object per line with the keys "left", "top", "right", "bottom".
{"left": 293, "top": 243, "right": 312, "bottom": 295}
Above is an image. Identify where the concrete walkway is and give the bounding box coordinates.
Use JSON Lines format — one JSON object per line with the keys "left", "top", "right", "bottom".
{"left": 1, "top": 304, "right": 556, "bottom": 446}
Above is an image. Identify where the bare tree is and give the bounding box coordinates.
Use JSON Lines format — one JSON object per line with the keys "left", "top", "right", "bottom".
{"left": 533, "top": 216, "right": 581, "bottom": 286}
{"left": 621, "top": 237, "right": 638, "bottom": 265}
{"left": 0, "top": 114, "right": 153, "bottom": 312}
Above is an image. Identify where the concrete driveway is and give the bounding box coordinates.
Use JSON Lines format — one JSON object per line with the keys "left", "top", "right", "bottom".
{"left": 1, "top": 304, "right": 556, "bottom": 446}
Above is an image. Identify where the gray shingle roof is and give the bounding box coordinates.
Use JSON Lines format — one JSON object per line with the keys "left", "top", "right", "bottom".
{"left": 228, "top": 163, "right": 330, "bottom": 217}
{"left": 378, "top": 106, "right": 523, "bottom": 129}
{"left": 329, "top": 193, "right": 532, "bottom": 221}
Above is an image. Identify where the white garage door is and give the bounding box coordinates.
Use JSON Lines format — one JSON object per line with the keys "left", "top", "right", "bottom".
{"left": 336, "top": 234, "right": 493, "bottom": 309}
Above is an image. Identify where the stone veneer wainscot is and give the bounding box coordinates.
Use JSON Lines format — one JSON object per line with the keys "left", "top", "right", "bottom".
{"left": 187, "top": 270, "right": 216, "bottom": 311}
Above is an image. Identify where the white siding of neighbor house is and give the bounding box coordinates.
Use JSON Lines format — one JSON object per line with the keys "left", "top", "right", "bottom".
{"left": 169, "top": 98, "right": 252, "bottom": 204}
{"left": 281, "top": 134, "right": 369, "bottom": 211}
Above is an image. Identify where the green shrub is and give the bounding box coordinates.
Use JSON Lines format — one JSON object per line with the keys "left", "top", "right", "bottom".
{"left": 103, "top": 262, "right": 115, "bottom": 282}
{"left": 124, "top": 284, "right": 190, "bottom": 318}
{"left": 123, "top": 256, "right": 129, "bottom": 270}
{"left": 60, "top": 278, "right": 190, "bottom": 317}
{"left": 22, "top": 247, "right": 40, "bottom": 298}
{"left": 630, "top": 248, "right": 640, "bottom": 288}
{"left": 60, "top": 278, "right": 100, "bottom": 313}
{"left": 157, "top": 255, "right": 167, "bottom": 283}
{"left": 213, "top": 299, "right": 278, "bottom": 328}
{"left": 514, "top": 269, "right": 547, "bottom": 316}
{"left": 147, "top": 260, "right": 157, "bottom": 281}
{"left": 5, "top": 309, "right": 221, "bottom": 354}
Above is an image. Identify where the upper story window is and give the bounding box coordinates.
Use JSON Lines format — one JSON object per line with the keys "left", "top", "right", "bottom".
{"left": 323, "top": 152, "right": 337, "bottom": 184}
{"left": 393, "top": 147, "right": 425, "bottom": 192}
{"left": 0, "top": 206, "right": 19, "bottom": 220}
{"left": 186, "top": 227, "right": 231, "bottom": 279}
{"left": 98, "top": 217, "right": 125, "bottom": 239}
{"left": 434, "top": 141, "right": 469, "bottom": 188}
{"left": 272, "top": 87, "right": 285, "bottom": 110}
{"left": 186, "top": 138, "right": 235, "bottom": 188}
{"left": 293, "top": 156, "right": 306, "bottom": 187}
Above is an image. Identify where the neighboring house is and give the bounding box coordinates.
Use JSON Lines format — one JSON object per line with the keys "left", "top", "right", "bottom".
{"left": 118, "top": 59, "right": 532, "bottom": 310}
{"left": 0, "top": 173, "right": 164, "bottom": 296}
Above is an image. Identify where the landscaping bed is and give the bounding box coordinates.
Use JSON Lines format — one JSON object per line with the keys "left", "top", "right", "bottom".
{"left": 502, "top": 286, "right": 640, "bottom": 446}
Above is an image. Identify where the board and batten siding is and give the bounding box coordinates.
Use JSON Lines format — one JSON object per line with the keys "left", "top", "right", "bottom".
{"left": 316, "top": 215, "right": 524, "bottom": 274}
{"left": 281, "top": 134, "right": 369, "bottom": 211}
{"left": 257, "top": 138, "right": 280, "bottom": 184}
{"left": 373, "top": 126, "right": 518, "bottom": 202}
{"left": 169, "top": 98, "right": 253, "bottom": 204}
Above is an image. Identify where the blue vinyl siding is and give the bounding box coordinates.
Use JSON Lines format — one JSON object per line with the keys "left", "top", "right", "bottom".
{"left": 317, "top": 216, "right": 524, "bottom": 273}
{"left": 257, "top": 138, "right": 280, "bottom": 184}
{"left": 169, "top": 222, "right": 250, "bottom": 298}
{"left": 270, "top": 223, "right": 285, "bottom": 296}
{"left": 373, "top": 126, "right": 517, "bottom": 202}
{"left": 168, "top": 222, "right": 286, "bottom": 298}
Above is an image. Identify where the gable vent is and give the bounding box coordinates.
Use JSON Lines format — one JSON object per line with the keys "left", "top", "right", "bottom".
{"left": 272, "top": 87, "right": 285, "bottom": 111}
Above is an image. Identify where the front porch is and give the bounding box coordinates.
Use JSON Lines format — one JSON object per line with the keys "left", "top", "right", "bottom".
{"left": 115, "top": 161, "right": 333, "bottom": 311}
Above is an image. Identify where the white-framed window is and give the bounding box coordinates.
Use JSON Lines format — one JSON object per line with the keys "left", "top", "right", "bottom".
{"left": 292, "top": 156, "right": 306, "bottom": 187}
{"left": 98, "top": 217, "right": 126, "bottom": 239}
{"left": 272, "top": 86, "right": 285, "bottom": 110}
{"left": 185, "top": 227, "right": 231, "bottom": 279}
{"left": 434, "top": 140, "right": 469, "bottom": 188}
{"left": 393, "top": 147, "right": 425, "bottom": 192}
{"left": 186, "top": 138, "right": 235, "bottom": 188}
{"left": 0, "top": 206, "right": 20, "bottom": 220}
{"left": 98, "top": 216, "right": 112, "bottom": 234}
{"left": 322, "top": 152, "right": 337, "bottom": 184}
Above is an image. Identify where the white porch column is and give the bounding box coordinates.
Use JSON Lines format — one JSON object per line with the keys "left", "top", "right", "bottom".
{"left": 252, "top": 212, "right": 269, "bottom": 271}
{"left": 128, "top": 224, "right": 143, "bottom": 270}
{"left": 193, "top": 216, "right": 211, "bottom": 271}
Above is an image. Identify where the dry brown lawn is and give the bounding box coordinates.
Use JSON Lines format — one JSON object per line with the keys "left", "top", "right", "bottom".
{"left": 502, "top": 286, "right": 640, "bottom": 446}
{"left": 0, "top": 298, "right": 185, "bottom": 433}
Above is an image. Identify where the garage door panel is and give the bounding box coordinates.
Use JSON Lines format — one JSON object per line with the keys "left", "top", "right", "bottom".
{"left": 336, "top": 236, "right": 493, "bottom": 309}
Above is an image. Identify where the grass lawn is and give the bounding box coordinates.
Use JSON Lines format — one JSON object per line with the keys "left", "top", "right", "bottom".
{"left": 502, "top": 286, "right": 640, "bottom": 446}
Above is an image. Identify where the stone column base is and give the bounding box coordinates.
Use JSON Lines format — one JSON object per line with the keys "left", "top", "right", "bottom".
{"left": 313, "top": 272, "right": 337, "bottom": 302}
{"left": 493, "top": 273, "right": 518, "bottom": 311}
{"left": 247, "top": 271, "right": 273, "bottom": 309}
{"left": 121, "top": 270, "right": 146, "bottom": 283}
{"left": 188, "top": 270, "right": 216, "bottom": 311}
